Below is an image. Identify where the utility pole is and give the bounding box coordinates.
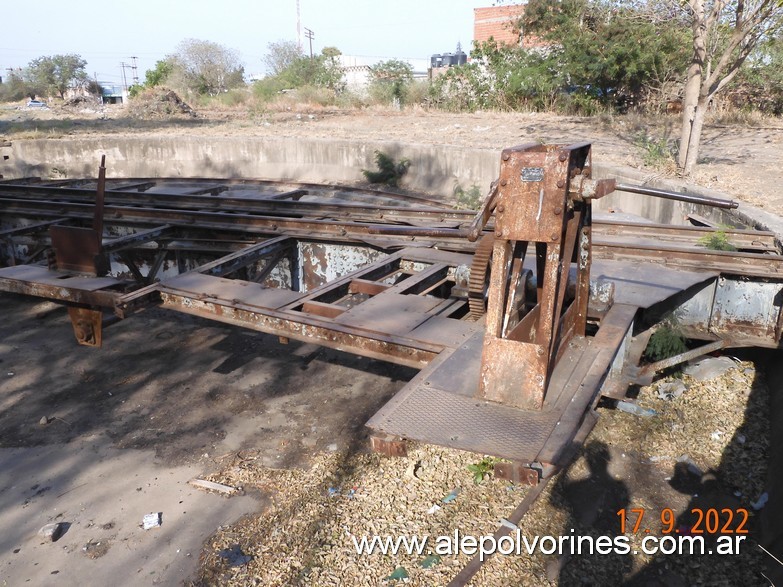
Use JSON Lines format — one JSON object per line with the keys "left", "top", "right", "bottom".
{"left": 304, "top": 27, "right": 314, "bottom": 58}
{"left": 297, "top": 0, "right": 302, "bottom": 53}
{"left": 130, "top": 56, "right": 139, "bottom": 84}
{"left": 119, "top": 62, "right": 129, "bottom": 91}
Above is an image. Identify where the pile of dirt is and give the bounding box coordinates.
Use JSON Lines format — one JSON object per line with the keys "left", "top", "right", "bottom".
{"left": 128, "top": 88, "right": 197, "bottom": 119}
{"left": 62, "top": 95, "right": 100, "bottom": 108}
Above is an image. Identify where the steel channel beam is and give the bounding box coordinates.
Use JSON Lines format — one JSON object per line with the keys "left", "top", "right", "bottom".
{"left": 0, "top": 177, "right": 454, "bottom": 208}
{"left": 0, "top": 276, "right": 122, "bottom": 307}
{"left": 593, "top": 238, "right": 783, "bottom": 277}
{"left": 0, "top": 197, "right": 471, "bottom": 242}
{"left": 159, "top": 292, "right": 439, "bottom": 369}
{"left": 596, "top": 219, "right": 777, "bottom": 250}
{"left": 0, "top": 185, "right": 472, "bottom": 224}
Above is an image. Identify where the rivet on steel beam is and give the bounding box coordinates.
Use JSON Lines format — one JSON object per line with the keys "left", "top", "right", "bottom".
{"left": 556, "top": 179, "right": 565, "bottom": 188}
{"left": 558, "top": 152, "right": 568, "bottom": 162}
{"left": 536, "top": 347, "right": 545, "bottom": 356}
{"left": 502, "top": 153, "right": 510, "bottom": 161}
{"left": 553, "top": 207, "right": 562, "bottom": 215}
{"left": 500, "top": 179, "right": 508, "bottom": 186}
{"left": 551, "top": 233, "right": 559, "bottom": 241}
{"left": 497, "top": 204, "right": 505, "bottom": 213}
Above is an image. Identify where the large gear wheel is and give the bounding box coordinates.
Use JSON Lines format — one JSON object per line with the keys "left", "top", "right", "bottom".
{"left": 467, "top": 234, "right": 494, "bottom": 319}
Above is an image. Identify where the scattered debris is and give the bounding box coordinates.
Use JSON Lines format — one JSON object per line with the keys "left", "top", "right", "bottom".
{"left": 128, "top": 88, "right": 197, "bottom": 119}
{"left": 39, "top": 416, "right": 52, "bottom": 426}
{"left": 385, "top": 566, "right": 409, "bottom": 582}
{"left": 189, "top": 478, "right": 239, "bottom": 496}
{"left": 82, "top": 540, "right": 110, "bottom": 559}
{"left": 616, "top": 401, "right": 657, "bottom": 417}
{"left": 38, "top": 522, "right": 66, "bottom": 542}
{"left": 426, "top": 504, "right": 441, "bottom": 515}
{"left": 657, "top": 380, "right": 686, "bottom": 401}
{"left": 442, "top": 487, "right": 460, "bottom": 504}
{"left": 142, "top": 512, "right": 162, "bottom": 529}
{"left": 218, "top": 544, "right": 252, "bottom": 567}
{"left": 752, "top": 492, "right": 769, "bottom": 510}
{"left": 499, "top": 518, "right": 519, "bottom": 531}
{"left": 684, "top": 356, "right": 736, "bottom": 381}
{"left": 420, "top": 554, "right": 441, "bottom": 568}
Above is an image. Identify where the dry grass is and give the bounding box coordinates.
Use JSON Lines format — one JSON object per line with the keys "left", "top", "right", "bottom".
{"left": 190, "top": 360, "right": 768, "bottom": 585}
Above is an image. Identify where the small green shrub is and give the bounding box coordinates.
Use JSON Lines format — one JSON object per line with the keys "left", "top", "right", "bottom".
{"left": 634, "top": 132, "right": 675, "bottom": 168}
{"left": 698, "top": 229, "right": 737, "bottom": 251}
{"left": 644, "top": 321, "right": 687, "bottom": 362}
{"left": 467, "top": 457, "right": 498, "bottom": 484}
{"left": 454, "top": 184, "right": 482, "bottom": 210}
{"left": 362, "top": 151, "right": 410, "bottom": 187}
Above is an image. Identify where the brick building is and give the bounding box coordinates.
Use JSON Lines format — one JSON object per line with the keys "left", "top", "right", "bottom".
{"left": 473, "top": 4, "right": 527, "bottom": 46}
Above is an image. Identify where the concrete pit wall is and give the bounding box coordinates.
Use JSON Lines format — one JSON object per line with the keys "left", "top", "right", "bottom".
{"left": 3, "top": 136, "right": 499, "bottom": 201}
{"left": 4, "top": 136, "right": 782, "bottom": 242}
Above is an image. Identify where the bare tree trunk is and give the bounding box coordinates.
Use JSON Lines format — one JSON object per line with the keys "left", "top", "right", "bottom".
{"left": 678, "top": 0, "right": 706, "bottom": 173}
{"left": 683, "top": 96, "right": 710, "bottom": 174}
{"left": 677, "top": 62, "right": 702, "bottom": 170}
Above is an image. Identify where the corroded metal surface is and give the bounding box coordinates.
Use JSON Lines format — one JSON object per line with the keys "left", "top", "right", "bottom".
{"left": 1, "top": 144, "right": 782, "bottom": 470}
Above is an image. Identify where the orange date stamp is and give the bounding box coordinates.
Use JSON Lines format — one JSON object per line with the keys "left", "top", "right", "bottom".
{"left": 617, "top": 507, "right": 750, "bottom": 535}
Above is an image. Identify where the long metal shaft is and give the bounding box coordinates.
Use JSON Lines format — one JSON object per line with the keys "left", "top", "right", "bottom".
{"left": 616, "top": 183, "right": 739, "bottom": 209}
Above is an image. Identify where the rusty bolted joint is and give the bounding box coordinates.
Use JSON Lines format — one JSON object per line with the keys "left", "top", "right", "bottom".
{"left": 568, "top": 177, "right": 616, "bottom": 201}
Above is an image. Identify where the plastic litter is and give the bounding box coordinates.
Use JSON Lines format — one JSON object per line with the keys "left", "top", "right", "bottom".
{"left": 219, "top": 544, "right": 252, "bottom": 567}
{"left": 616, "top": 401, "right": 657, "bottom": 417}
{"left": 385, "top": 566, "right": 409, "bottom": 582}
{"left": 752, "top": 492, "right": 769, "bottom": 510}
{"left": 442, "top": 488, "right": 460, "bottom": 504}
{"left": 142, "top": 512, "right": 162, "bottom": 529}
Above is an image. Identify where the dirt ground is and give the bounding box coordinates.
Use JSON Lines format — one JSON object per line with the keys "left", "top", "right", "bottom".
{"left": 0, "top": 103, "right": 781, "bottom": 585}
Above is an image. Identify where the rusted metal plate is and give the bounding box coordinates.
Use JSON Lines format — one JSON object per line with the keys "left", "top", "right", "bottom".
{"left": 299, "top": 242, "right": 388, "bottom": 292}
{"left": 0, "top": 265, "right": 121, "bottom": 291}
{"left": 591, "top": 260, "right": 718, "bottom": 308}
{"left": 480, "top": 337, "right": 548, "bottom": 409}
{"left": 159, "top": 272, "right": 301, "bottom": 310}
{"left": 494, "top": 462, "right": 540, "bottom": 486}
{"left": 408, "top": 316, "right": 480, "bottom": 349}
{"left": 333, "top": 293, "right": 444, "bottom": 336}
{"left": 49, "top": 225, "right": 106, "bottom": 274}
{"left": 416, "top": 330, "right": 484, "bottom": 397}
{"left": 711, "top": 277, "right": 783, "bottom": 340}
{"left": 370, "top": 434, "right": 408, "bottom": 458}
{"left": 367, "top": 381, "right": 562, "bottom": 463}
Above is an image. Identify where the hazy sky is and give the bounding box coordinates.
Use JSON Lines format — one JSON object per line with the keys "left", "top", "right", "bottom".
{"left": 2, "top": 0, "right": 487, "bottom": 86}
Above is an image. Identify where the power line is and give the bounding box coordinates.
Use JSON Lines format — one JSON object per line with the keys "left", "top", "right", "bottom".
{"left": 130, "top": 56, "right": 139, "bottom": 84}
{"left": 119, "top": 62, "right": 131, "bottom": 91}
{"left": 304, "top": 27, "right": 314, "bottom": 59}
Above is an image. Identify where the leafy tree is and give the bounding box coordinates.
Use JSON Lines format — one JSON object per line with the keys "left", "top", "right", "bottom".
{"left": 0, "top": 69, "right": 36, "bottom": 102}
{"left": 676, "top": 0, "right": 783, "bottom": 174}
{"left": 732, "top": 35, "right": 783, "bottom": 114}
{"left": 522, "top": 0, "right": 690, "bottom": 110}
{"left": 368, "top": 59, "right": 414, "bottom": 105}
{"left": 26, "top": 54, "right": 88, "bottom": 99}
{"left": 255, "top": 44, "right": 346, "bottom": 101}
{"left": 263, "top": 40, "right": 303, "bottom": 76}
{"left": 431, "top": 39, "right": 562, "bottom": 112}
{"left": 169, "top": 39, "right": 245, "bottom": 96}
{"left": 145, "top": 59, "right": 175, "bottom": 88}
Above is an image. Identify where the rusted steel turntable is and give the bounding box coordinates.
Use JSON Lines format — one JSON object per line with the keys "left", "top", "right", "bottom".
{"left": 1, "top": 142, "right": 781, "bottom": 485}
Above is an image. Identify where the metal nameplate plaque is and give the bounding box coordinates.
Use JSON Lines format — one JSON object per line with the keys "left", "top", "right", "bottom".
{"left": 521, "top": 167, "right": 545, "bottom": 182}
